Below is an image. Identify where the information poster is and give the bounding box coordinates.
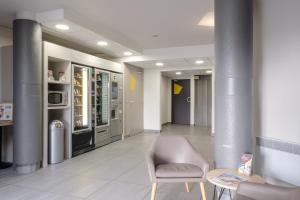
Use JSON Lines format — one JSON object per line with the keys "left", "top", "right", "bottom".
{"left": 0, "top": 103, "right": 13, "bottom": 121}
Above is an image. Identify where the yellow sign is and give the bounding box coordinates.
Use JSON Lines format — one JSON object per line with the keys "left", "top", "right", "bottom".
{"left": 130, "top": 74, "right": 137, "bottom": 92}
{"left": 173, "top": 82, "right": 183, "bottom": 95}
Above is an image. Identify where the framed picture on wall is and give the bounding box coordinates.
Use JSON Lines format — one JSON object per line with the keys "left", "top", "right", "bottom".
{"left": 0, "top": 103, "right": 13, "bottom": 121}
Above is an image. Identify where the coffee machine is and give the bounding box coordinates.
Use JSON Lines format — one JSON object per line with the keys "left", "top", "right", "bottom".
{"left": 110, "top": 72, "right": 123, "bottom": 142}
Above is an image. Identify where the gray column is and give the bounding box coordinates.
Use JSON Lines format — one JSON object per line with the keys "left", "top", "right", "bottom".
{"left": 214, "top": 0, "right": 253, "bottom": 168}
{"left": 13, "top": 19, "right": 43, "bottom": 174}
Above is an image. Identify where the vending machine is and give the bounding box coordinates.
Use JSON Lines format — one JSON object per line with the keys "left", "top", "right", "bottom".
{"left": 71, "top": 64, "right": 93, "bottom": 156}
{"left": 93, "top": 69, "right": 111, "bottom": 147}
{"left": 110, "top": 72, "right": 123, "bottom": 142}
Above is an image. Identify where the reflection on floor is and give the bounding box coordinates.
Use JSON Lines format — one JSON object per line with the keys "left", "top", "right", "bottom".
{"left": 0, "top": 124, "right": 214, "bottom": 200}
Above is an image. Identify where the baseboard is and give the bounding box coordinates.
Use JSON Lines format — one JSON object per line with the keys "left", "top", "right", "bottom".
{"left": 161, "top": 122, "right": 171, "bottom": 126}
{"left": 124, "top": 131, "right": 143, "bottom": 138}
{"left": 144, "top": 129, "right": 161, "bottom": 133}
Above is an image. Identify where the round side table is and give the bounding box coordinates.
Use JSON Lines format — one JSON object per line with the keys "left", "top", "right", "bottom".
{"left": 207, "top": 168, "right": 265, "bottom": 200}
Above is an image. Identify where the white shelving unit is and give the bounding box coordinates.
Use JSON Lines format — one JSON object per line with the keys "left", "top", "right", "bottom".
{"left": 48, "top": 106, "right": 70, "bottom": 110}
{"left": 48, "top": 80, "right": 71, "bottom": 85}
{"left": 43, "top": 54, "right": 72, "bottom": 167}
{"left": 42, "top": 41, "right": 124, "bottom": 168}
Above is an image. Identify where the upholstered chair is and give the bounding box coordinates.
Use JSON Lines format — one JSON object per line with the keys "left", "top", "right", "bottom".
{"left": 146, "top": 135, "right": 209, "bottom": 200}
{"left": 234, "top": 182, "right": 300, "bottom": 200}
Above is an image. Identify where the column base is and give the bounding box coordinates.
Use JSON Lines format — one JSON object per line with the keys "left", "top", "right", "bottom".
{"left": 15, "top": 162, "right": 41, "bottom": 174}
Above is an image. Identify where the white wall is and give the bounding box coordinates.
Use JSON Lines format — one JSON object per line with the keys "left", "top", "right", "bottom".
{"left": 160, "top": 75, "right": 171, "bottom": 125}
{"left": 0, "top": 27, "right": 12, "bottom": 48}
{"left": 210, "top": 71, "right": 215, "bottom": 135}
{"left": 0, "top": 47, "right": 1, "bottom": 101}
{"left": 0, "top": 27, "right": 12, "bottom": 101}
{"left": 0, "top": 28, "right": 13, "bottom": 162}
{"left": 0, "top": 46, "right": 13, "bottom": 162}
{"left": 254, "top": 0, "right": 300, "bottom": 143}
{"left": 144, "top": 69, "right": 161, "bottom": 131}
{"left": 124, "top": 64, "right": 144, "bottom": 137}
{"left": 254, "top": 0, "right": 300, "bottom": 185}
{"left": 190, "top": 76, "right": 195, "bottom": 125}
{"left": 167, "top": 79, "right": 172, "bottom": 122}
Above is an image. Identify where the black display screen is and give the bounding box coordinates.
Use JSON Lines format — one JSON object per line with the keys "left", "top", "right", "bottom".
{"left": 112, "top": 82, "right": 118, "bottom": 99}
{"left": 48, "top": 93, "right": 62, "bottom": 104}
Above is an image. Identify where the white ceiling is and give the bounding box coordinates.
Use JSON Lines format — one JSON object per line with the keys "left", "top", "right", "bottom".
{"left": 128, "top": 57, "right": 213, "bottom": 69}
{"left": 0, "top": 0, "right": 214, "bottom": 50}
{"left": 162, "top": 69, "right": 212, "bottom": 79}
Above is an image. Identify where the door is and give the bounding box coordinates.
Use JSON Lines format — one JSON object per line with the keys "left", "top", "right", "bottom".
{"left": 172, "top": 79, "right": 190, "bottom": 125}
{"left": 195, "top": 75, "right": 212, "bottom": 127}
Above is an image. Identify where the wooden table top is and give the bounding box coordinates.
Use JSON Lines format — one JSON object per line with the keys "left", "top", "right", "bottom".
{"left": 207, "top": 168, "right": 265, "bottom": 190}
{"left": 0, "top": 120, "right": 13, "bottom": 127}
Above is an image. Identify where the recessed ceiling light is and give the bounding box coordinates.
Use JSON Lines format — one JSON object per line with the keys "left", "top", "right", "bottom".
{"left": 155, "top": 62, "right": 164, "bottom": 66}
{"left": 123, "top": 51, "right": 133, "bottom": 56}
{"left": 176, "top": 72, "right": 182, "bottom": 75}
{"left": 198, "top": 12, "right": 214, "bottom": 27}
{"left": 206, "top": 70, "right": 212, "bottom": 74}
{"left": 195, "top": 60, "right": 204, "bottom": 64}
{"left": 55, "top": 24, "right": 70, "bottom": 30}
{"left": 97, "top": 41, "right": 108, "bottom": 46}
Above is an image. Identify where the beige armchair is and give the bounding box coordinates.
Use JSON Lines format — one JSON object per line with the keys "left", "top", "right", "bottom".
{"left": 234, "top": 182, "right": 300, "bottom": 200}
{"left": 146, "top": 135, "right": 209, "bottom": 200}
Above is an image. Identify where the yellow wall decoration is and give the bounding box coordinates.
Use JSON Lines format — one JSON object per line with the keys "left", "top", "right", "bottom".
{"left": 130, "top": 74, "right": 137, "bottom": 92}
{"left": 173, "top": 82, "right": 183, "bottom": 95}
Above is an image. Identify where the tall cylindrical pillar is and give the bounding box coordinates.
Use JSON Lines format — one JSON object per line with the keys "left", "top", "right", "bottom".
{"left": 13, "top": 19, "right": 42, "bottom": 174}
{"left": 214, "top": 0, "right": 253, "bottom": 168}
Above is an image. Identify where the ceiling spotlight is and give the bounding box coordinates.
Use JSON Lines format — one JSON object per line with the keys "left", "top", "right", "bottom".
{"left": 123, "top": 51, "right": 133, "bottom": 56}
{"left": 155, "top": 62, "right": 164, "bottom": 66}
{"left": 195, "top": 60, "right": 204, "bottom": 64}
{"left": 176, "top": 72, "right": 182, "bottom": 75}
{"left": 206, "top": 70, "right": 212, "bottom": 74}
{"left": 97, "top": 41, "right": 108, "bottom": 46}
{"left": 55, "top": 24, "right": 70, "bottom": 30}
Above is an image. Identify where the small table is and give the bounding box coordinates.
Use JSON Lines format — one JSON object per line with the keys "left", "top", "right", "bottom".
{"left": 0, "top": 120, "right": 13, "bottom": 169}
{"left": 207, "top": 168, "right": 265, "bottom": 200}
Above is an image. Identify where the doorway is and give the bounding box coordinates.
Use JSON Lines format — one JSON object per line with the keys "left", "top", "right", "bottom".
{"left": 171, "top": 79, "right": 190, "bottom": 125}
{"left": 195, "top": 75, "right": 212, "bottom": 127}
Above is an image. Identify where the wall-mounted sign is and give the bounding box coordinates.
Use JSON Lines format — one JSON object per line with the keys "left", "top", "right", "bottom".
{"left": 0, "top": 103, "right": 13, "bottom": 121}
{"left": 130, "top": 74, "right": 137, "bottom": 92}
{"left": 173, "top": 82, "right": 183, "bottom": 95}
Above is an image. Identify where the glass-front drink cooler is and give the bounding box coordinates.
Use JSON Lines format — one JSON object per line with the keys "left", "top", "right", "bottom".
{"left": 95, "top": 70, "right": 109, "bottom": 127}
{"left": 94, "top": 69, "right": 111, "bottom": 147}
{"left": 72, "top": 64, "right": 93, "bottom": 156}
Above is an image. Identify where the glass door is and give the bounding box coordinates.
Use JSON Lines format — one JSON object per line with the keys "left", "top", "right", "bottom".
{"left": 72, "top": 65, "right": 91, "bottom": 132}
{"left": 95, "top": 70, "right": 110, "bottom": 127}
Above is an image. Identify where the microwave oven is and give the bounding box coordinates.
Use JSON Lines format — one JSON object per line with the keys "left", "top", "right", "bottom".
{"left": 48, "top": 91, "right": 68, "bottom": 106}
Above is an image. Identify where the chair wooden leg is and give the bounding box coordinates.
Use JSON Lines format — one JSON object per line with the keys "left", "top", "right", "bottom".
{"left": 185, "top": 182, "right": 190, "bottom": 192}
{"left": 200, "top": 182, "right": 207, "bottom": 200}
{"left": 150, "top": 183, "right": 157, "bottom": 200}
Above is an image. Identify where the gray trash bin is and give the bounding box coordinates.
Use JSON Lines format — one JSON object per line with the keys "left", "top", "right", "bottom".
{"left": 49, "top": 120, "right": 64, "bottom": 164}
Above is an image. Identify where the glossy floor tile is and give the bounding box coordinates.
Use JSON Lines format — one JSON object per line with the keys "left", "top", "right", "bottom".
{"left": 0, "top": 124, "right": 214, "bottom": 200}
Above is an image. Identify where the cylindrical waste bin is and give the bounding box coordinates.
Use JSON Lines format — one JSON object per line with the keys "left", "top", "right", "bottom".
{"left": 49, "top": 120, "right": 64, "bottom": 164}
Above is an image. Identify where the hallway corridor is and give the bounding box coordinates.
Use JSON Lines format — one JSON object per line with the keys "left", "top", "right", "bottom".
{"left": 0, "top": 125, "right": 214, "bottom": 200}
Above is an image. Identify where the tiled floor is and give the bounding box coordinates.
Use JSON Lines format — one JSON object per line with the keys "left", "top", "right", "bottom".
{"left": 0, "top": 124, "right": 214, "bottom": 200}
